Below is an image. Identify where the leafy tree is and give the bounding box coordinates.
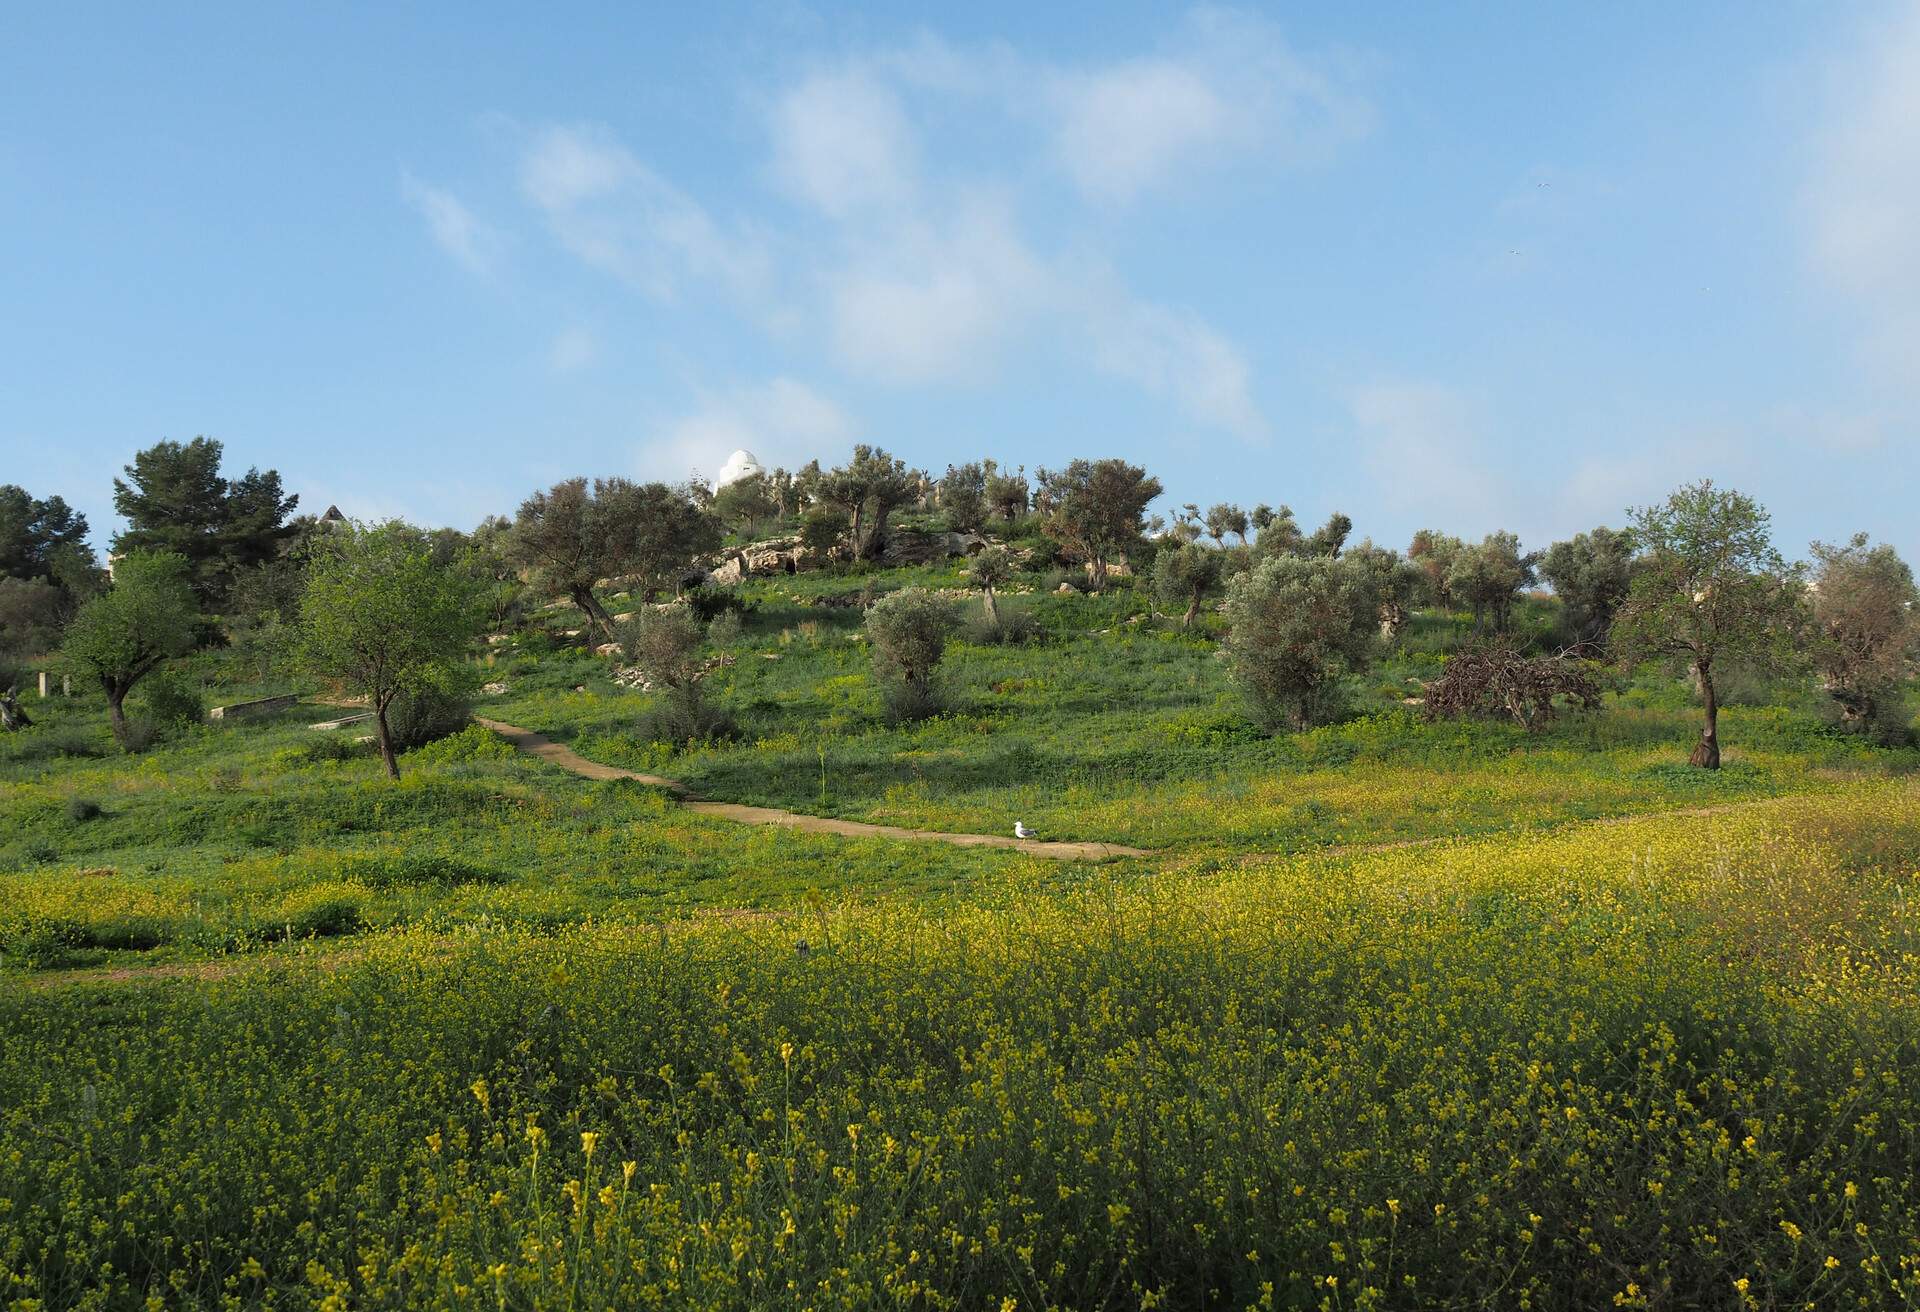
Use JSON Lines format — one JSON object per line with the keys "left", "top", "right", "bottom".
{"left": 111, "top": 437, "right": 298, "bottom": 606}
{"left": 1035, "top": 459, "right": 1163, "bottom": 590}
{"left": 799, "top": 507, "right": 851, "bottom": 562}
{"left": 1204, "top": 503, "right": 1249, "bottom": 547}
{"left": 622, "top": 607, "right": 734, "bottom": 744}
{"left": 509, "top": 478, "right": 717, "bottom": 640}
{"left": 1304, "top": 512, "right": 1353, "bottom": 559}
{"left": 1540, "top": 526, "right": 1638, "bottom": 650}
{"left": 1249, "top": 504, "right": 1275, "bottom": 535}
{"left": 1153, "top": 542, "right": 1223, "bottom": 628}
{"left": 1808, "top": 534, "right": 1919, "bottom": 743}
{"left": 865, "top": 588, "right": 958, "bottom": 721}
{"left": 0, "top": 578, "right": 66, "bottom": 662}
{"left": 1447, "top": 531, "right": 1537, "bottom": 633}
{"left": 712, "top": 474, "right": 780, "bottom": 539}
{"left": 968, "top": 546, "right": 1016, "bottom": 626}
{"left": 1611, "top": 481, "right": 1805, "bottom": 769}
{"left": 939, "top": 463, "right": 989, "bottom": 532}
{"left": 985, "top": 465, "right": 1030, "bottom": 522}
{"left": 1407, "top": 529, "right": 1465, "bottom": 608}
{"left": 1222, "top": 554, "right": 1381, "bottom": 731}
{"left": 297, "top": 521, "right": 479, "bottom": 780}
{"left": 0, "top": 485, "right": 91, "bottom": 584}
{"left": 62, "top": 550, "right": 199, "bottom": 748}
{"left": 817, "top": 446, "right": 922, "bottom": 561}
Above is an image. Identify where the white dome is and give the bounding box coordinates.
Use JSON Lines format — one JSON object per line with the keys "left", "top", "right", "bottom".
{"left": 715, "top": 449, "right": 764, "bottom": 488}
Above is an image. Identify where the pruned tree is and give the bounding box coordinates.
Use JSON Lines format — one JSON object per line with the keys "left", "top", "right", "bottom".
{"left": 111, "top": 437, "right": 299, "bottom": 608}
{"left": 1153, "top": 542, "right": 1223, "bottom": 628}
{"left": 1540, "top": 526, "right": 1638, "bottom": 651}
{"left": 817, "top": 446, "right": 922, "bottom": 561}
{"left": 968, "top": 545, "right": 1016, "bottom": 626}
{"left": 1304, "top": 512, "right": 1353, "bottom": 559}
{"left": 1249, "top": 504, "right": 1276, "bottom": 535}
{"left": 1222, "top": 554, "right": 1381, "bottom": 731}
{"left": 1424, "top": 644, "right": 1604, "bottom": 732}
{"left": 1447, "top": 531, "right": 1537, "bottom": 633}
{"left": 865, "top": 588, "right": 959, "bottom": 721}
{"left": 1254, "top": 506, "right": 1305, "bottom": 557}
{"left": 1809, "top": 533, "right": 1918, "bottom": 743}
{"left": 1344, "top": 540, "right": 1421, "bottom": 639}
{"left": 62, "top": 549, "right": 199, "bottom": 748}
{"left": 1611, "top": 481, "right": 1805, "bottom": 769}
{"left": 1205, "top": 503, "right": 1249, "bottom": 547}
{"left": 985, "top": 465, "right": 1030, "bottom": 522}
{"left": 1035, "top": 458, "right": 1163, "bottom": 590}
{"left": 298, "top": 521, "right": 480, "bottom": 780}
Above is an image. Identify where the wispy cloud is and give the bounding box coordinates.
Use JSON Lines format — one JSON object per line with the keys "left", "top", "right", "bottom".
{"left": 546, "top": 326, "right": 598, "bottom": 375}
{"left": 519, "top": 123, "right": 770, "bottom": 303}
{"left": 1806, "top": 2, "right": 1920, "bottom": 387}
{"left": 401, "top": 172, "right": 503, "bottom": 275}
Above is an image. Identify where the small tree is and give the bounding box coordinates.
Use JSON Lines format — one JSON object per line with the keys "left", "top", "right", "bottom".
{"left": 1153, "top": 542, "right": 1223, "bottom": 628}
{"left": 1540, "top": 526, "right": 1638, "bottom": 651}
{"left": 865, "top": 588, "right": 958, "bottom": 721}
{"left": 298, "top": 522, "right": 479, "bottom": 780}
{"left": 939, "top": 463, "right": 989, "bottom": 533}
{"left": 623, "top": 606, "right": 734, "bottom": 743}
{"left": 1035, "top": 458, "right": 1163, "bottom": 590}
{"left": 712, "top": 474, "right": 780, "bottom": 539}
{"left": 1447, "top": 531, "right": 1537, "bottom": 633}
{"left": 63, "top": 550, "right": 199, "bottom": 748}
{"left": 1223, "top": 554, "right": 1380, "bottom": 731}
{"left": 1345, "top": 540, "right": 1421, "bottom": 639}
{"left": 1303, "top": 512, "right": 1353, "bottom": 559}
{"left": 969, "top": 545, "right": 1016, "bottom": 626}
{"left": 1424, "top": 644, "right": 1604, "bottom": 732}
{"left": 1407, "top": 529, "right": 1465, "bottom": 608}
{"left": 509, "top": 478, "right": 717, "bottom": 637}
{"left": 1254, "top": 506, "right": 1305, "bottom": 557}
{"left": 1808, "top": 533, "right": 1918, "bottom": 742}
{"left": 1611, "top": 481, "right": 1805, "bottom": 769}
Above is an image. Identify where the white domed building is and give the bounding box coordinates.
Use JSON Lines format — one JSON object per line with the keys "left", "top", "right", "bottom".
{"left": 715, "top": 449, "right": 764, "bottom": 488}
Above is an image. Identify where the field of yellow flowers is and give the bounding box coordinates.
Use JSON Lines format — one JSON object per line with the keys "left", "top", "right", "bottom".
{"left": 3, "top": 783, "right": 1917, "bottom": 1309}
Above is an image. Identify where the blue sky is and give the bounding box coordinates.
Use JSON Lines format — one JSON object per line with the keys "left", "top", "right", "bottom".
{"left": 4, "top": 3, "right": 1916, "bottom": 560}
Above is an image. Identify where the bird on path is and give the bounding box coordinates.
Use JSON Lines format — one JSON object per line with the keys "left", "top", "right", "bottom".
{"left": 1014, "top": 821, "right": 1036, "bottom": 840}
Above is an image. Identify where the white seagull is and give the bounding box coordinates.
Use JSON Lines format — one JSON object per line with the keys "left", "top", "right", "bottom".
{"left": 1014, "top": 821, "right": 1035, "bottom": 840}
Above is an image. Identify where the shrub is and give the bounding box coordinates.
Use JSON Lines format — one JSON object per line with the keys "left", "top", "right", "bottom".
{"left": 133, "top": 668, "right": 205, "bottom": 732}
{"left": 259, "top": 885, "right": 364, "bottom": 941}
{"left": 1223, "top": 554, "right": 1381, "bottom": 731}
{"left": 623, "top": 608, "right": 738, "bottom": 745}
{"left": 865, "top": 588, "right": 958, "bottom": 722}
{"left": 408, "top": 724, "right": 517, "bottom": 764}
{"left": 63, "top": 797, "right": 102, "bottom": 823}
{"left": 343, "top": 853, "right": 501, "bottom": 890}
{"left": 388, "top": 683, "right": 473, "bottom": 752}
{"left": 962, "top": 610, "right": 1042, "bottom": 647}
{"left": 799, "top": 507, "right": 851, "bottom": 560}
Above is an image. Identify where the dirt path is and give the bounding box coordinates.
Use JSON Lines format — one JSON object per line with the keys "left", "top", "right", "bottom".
{"left": 472, "top": 718, "right": 1150, "bottom": 861}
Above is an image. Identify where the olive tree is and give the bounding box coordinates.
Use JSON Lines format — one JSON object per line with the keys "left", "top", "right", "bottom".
{"left": 1447, "top": 531, "right": 1537, "bottom": 633}
{"left": 968, "top": 545, "right": 1016, "bottom": 625}
{"left": 939, "top": 463, "right": 989, "bottom": 533}
{"left": 63, "top": 549, "right": 199, "bottom": 748}
{"left": 509, "top": 478, "right": 718, "bottom": 639}
{"left": 1809, "top": 533, "right": 1918, "bottom": 742}
{"left": 623, "top": 606, "right": 733, "bottom": 744}
{"left": 818, "top": 446, "right": 922, "bottom": 561}
{"left": 1540, "top": 526, "right": 1638, "bottom": 650}
{"left": 1611, "top": 481, "right": 1804, "bottom": 769}
{"left": 1035, "top": 458, "right": 1163, "bottom": 590}
{"left": 298, "top": 521, "right": 479, "bottom": 780}
{"left": 712, "top": 473, "right": 780, "bottom": 538}
{"left": 1204, "top": 503, "right": 1249, "bottom": 547}
{"left": 865, "top": 588, "right": 958, "bottom": 721}
{"left": 985, "top": 465, "right": 1029, "bottom": 522}
{"left": 1223, "top": 554, "right": 1381, "bottom": 731}
{"left": 1153, "top": 542, "right": 1223, "bottom": 628}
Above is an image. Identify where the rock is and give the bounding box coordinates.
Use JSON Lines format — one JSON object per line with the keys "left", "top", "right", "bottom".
{"left": 595, "top": 642, "right": 623, "bottom": 658}
{"left": 485, "top": 633, "right": 511, "bottom": 645}
{"left": 1056, "top": 582, "right": 1076, "bottom": 594}
{"left": 481, "top": 682, "right": 508, "bottom": 696}
{"left": 705, "top": 534, "right": 808, "bottom": 586}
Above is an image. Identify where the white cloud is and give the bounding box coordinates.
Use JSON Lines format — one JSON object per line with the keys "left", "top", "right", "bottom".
{"left": 1806, "top": 3, "right": 1920, "bottom": 383}
{"left": 1082, "top": 290, "right": 1265, "bottom": 440}
{"left": 1348, "top": 382, "right": 1497, "bottom": 523}
{"left": 1045, "top": 9, "right": 1373, "bottom": 202}
{"left": 642, "top": 378, "right": 854, "bottom": 483}
{"left": 770, "top": 68, "right": 918, "bottom": 217}
{"left": 547, "top": 326, "right": 598, "bottom": 374}
{"left": 520, "top": 123, "right": 769, "bottom": 302}
{"left": 401, "top": 173, "right": 502, "bottom": 275}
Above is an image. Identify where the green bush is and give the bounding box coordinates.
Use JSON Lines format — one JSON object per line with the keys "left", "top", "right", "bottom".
{"left": 133, "top": 668, "right": 205, "bottom": 730}
{"left": 408, "top": 724, "right": 516, "bottom": 764}
{"left": 388, "top": 684, "right": 472, "bottom": 752}
{"left": 63, "top": 797, "right": 101, "bottom": 823}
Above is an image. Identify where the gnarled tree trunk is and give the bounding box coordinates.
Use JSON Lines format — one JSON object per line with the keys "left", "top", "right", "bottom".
{"left": 1690, "top": 659, "right": 1721, "bottom": 769}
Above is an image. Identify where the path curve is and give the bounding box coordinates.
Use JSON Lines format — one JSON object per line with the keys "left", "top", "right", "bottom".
{"left": 473, "top": 718, "right": 1148, "bottom": 862}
